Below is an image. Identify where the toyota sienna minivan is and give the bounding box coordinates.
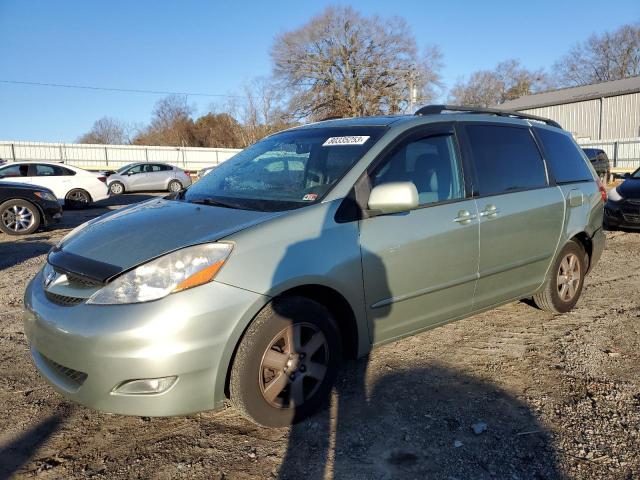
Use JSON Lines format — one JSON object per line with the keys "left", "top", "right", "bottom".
{"left": 24, "top": 105, "right": 605, "bottom": 427}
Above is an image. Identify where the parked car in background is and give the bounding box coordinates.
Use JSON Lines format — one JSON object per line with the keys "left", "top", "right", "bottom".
{"left": 197, "top": 165, "right": 218, "bottom": 180}
{"left": 0, "top": 162, "right": 109, "bottom": 208}
{"left": 0, "top": 181, "right": 62, "bottom": 235}
{"left": 24, "top": 106, "right": 604, "bottom": 427}
{"left": 604, "top": 167, "right": 640, "bottom": 230}
{"left": 107, "top": 162, "right": 192, "bottom": 195}
{"left": 582, "top": 148, "right": 611, "bottom": 182}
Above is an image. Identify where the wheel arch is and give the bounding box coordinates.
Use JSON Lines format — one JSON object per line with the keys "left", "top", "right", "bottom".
{"left": 221, "top": 283, "right": 361, "bottom": 400}
{"left": 569, "top": 231, "right": 593, "bottom": 272}
{"left": 0, "top": 196, "right": 44, "bottom": 220}
{"left": 65, "top": 187, "right": 92, "bottom": 203}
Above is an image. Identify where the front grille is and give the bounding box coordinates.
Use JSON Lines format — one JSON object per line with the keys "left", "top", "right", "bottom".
{"left": 627, "top": 199, "right": 640, "bottom": 206}
{"left": 40, "top": 353, "right": 88, "bottom": 389}
{"left": 45, "top": 291, "right": 85, "bottom": 306}
{"left": 622, "top": 213, "right": 640, "bottom": 224}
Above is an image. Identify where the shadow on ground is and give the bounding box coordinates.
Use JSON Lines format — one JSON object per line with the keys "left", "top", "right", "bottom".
{"left": 0, "top": 238, "right": 53, "bottom": 270}
{"left": 279, "top": 362, "right": 561, "bottom": 480}
{"left": 0, "top": 412, "right": 64, "bottom": 479}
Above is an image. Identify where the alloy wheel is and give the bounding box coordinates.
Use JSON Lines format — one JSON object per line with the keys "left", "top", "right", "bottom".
{"left": 1, "top": 204, "right": 35, "bottom": 233}
{"left": 68, "top": 190, "right": 89, "bottom": 204}
{"left": 557, "top": 253, "right": 581, "bottom": 302}
{"left": 259, "top": 323, "right": 329, "bottom": 409}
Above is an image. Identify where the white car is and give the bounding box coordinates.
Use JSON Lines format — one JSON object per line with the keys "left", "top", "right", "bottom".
{"left": 0, "top": 162, "right": 109, "bottom": 208}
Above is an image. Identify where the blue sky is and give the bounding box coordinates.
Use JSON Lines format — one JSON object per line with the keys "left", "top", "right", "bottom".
{"left": 0, "top": 0, "right": 637, "bottom": 142}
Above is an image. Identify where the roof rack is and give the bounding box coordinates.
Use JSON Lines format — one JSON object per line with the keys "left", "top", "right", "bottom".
{"left": 414, "top": 104, "right": 562, "bottom": 129}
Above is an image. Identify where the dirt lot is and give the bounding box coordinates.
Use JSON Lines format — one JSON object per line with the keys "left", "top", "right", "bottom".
{"left": 0, "top": 196, "right": 638, "bottom": 480}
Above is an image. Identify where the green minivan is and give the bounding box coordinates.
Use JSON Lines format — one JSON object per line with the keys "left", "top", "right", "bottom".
{"left": 24, "top": 106, "right": 605, "bottom": 427}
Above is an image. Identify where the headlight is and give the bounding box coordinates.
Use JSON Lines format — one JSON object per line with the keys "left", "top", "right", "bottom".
{"left": 87, "top": 243, "right": 233, "bottom": 305}
{"left": 34, "top": 191, "right": 57, "bottom": 202}
{"left": 607, "top": 187, "right": 623, "bottom": 202}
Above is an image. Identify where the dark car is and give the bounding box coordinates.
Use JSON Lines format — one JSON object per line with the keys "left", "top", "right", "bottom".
{"left": 0, "top": 181, "right": 62, "bottom": 235}
{"left": 604, "top": 167, "right": 640, "bottom": 230}
{"left": 582, "top": 148, "right": 611, "bottom": 181}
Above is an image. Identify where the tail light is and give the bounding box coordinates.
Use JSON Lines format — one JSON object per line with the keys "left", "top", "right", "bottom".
{"left": 97, "top": 176, "right": 107, "bottom": 183}
{"left": 596, "top": 178, "right": 607, "bottom": 202}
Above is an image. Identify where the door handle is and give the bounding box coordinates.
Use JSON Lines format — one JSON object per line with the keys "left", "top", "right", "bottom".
{"left": 453, "top": 210, "right": 477, "bottom": 224}
{"left": 480, "top": 204, "right": 499, "bottom": 218}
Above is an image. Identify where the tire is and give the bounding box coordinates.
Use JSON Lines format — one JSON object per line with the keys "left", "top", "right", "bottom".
{"left": 0, "top": 199, "right": 41, "bottom": 235}
{"left": 533, "top": 240, "right": 586, "bottom": 313}
{"left": 168, "top": 180, "right": 182, "bottom": 193}
{"left": 230, "top": 296, "right": 342, "bottom": 427}
{"left": 109, "top": 181, "right": 125, "bottom": 195}
{"left": 65, "top": 189, "right": 92, "bottom": 209}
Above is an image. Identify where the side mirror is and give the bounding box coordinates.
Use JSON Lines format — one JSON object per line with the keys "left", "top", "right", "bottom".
{"left": 624, "top": 172, "right": 631, "bottom": 179}
{"left": 368, "top": 182, "right": 419, "bottom": 215}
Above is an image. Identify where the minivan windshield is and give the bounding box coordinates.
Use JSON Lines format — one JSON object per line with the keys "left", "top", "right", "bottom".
{"left": 182, "top": 126, "right": 385, "bottom": 211}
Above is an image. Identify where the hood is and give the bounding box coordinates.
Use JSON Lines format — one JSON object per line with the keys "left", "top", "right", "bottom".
{"left": 617, "top": 178, "right": 640, "bottom": 199}
{"left": 0, "top": 181, "right": 53, "bottom": 193}
{"left": 57, "top": 198, "right": 280, "bottom": 274}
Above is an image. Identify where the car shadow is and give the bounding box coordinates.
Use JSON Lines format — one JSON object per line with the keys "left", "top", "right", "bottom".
{"left": 274, "top": 202, "right": 561, "bottom": 479}
{"left": 0, "top": 238, "right": 53, "bottom": 270}
{"left": 0, "top": 412, "right": 64, "bottom": 479}
{"left": 278, "top": 363, "right": 561, "bottom": 479}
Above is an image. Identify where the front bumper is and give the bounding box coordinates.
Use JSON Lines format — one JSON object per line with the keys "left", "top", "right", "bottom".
{"left": 24, "top": 271, "right": 268, "bottom": 416}
{"left": 604, "top": 200, "right": 640, "bottom": 230}
{"left": 41, "top": 201, "right": 63, "bottom": 226}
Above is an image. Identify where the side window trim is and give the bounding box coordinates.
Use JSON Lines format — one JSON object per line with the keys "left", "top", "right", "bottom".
{"left": 530, "top": 127, "right": 558, "bottom": 186}
{"left": 458, "top": 121, "right": 551, "bottom": 200}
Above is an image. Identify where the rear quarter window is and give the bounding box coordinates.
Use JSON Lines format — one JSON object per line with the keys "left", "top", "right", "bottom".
{"left": 535, "top": 128, "right": 593, "bottom": 183}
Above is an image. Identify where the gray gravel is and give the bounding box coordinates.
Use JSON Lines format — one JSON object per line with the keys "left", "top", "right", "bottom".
{"left": 0, "top": 197, "right": 638, "bottom": 479}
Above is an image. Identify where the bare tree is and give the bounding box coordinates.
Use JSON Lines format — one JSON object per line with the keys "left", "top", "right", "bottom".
{"left": 271, "top": 6, "right": 442, "bottom": 120}
{"left": 554, "top": 23, "right": 640, "bottom": 86}
{"left": 77, "top": 117, "right": 130, "bottom": 144}
{"left": 133, "top": 95, "right": 196, "bottom": 146}
{"left": 448, "top": 60, "right": 552, "bottom": 107}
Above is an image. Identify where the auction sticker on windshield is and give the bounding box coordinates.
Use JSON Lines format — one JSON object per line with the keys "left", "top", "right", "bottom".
{"left": 322, "top": 136, "right": 370, "bottom": 146}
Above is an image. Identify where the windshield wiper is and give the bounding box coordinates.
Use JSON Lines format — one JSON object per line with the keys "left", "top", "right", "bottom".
{"left": 187, "top": 197, "right": 244, "bottom": 209}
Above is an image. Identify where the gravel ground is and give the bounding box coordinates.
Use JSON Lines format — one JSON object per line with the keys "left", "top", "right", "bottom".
{"left": 0, "top": 195, "right": 638, "bottom": 480}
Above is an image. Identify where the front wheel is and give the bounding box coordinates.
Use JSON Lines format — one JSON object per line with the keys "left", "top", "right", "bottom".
{"left": 229, "top": 296, "right": 342, "bottom": 427}
{"left": 109, "top": 181, "right": 125, "bottom": 195}
{"left": 0, "top": 199, "right": 41, "bottom": 235}
{"left": 533, "top": 240, "right": 586, "bottom": 313}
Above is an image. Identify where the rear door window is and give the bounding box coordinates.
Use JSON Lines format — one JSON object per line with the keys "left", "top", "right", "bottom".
{"left": 35, "top": 164, "right": 69, "bottom": 176}
{"left": 535, "top": 128, "right": 593, "bottom": 183}
{"left": 466, "top": 124, "right": 547, "bottom": 196}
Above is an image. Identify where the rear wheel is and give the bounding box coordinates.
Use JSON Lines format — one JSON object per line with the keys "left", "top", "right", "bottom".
{"left": 230, "top": 296, "right": 342, "bottom": 427}
{"left": 0, "top": 199, "right": 41, "bottom": 235}
{"left": 168, "top": 180, "right": 182, "bottom": 193}
{"left": 533, "top": 240, "right": 586, "bottom": 313}
{"left": 65, "top": 189, "right": 92, "bottom": 209}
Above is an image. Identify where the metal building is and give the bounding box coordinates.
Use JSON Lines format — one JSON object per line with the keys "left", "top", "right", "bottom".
{"left": 499, "top": 76, "right": 640, "bottom": 141}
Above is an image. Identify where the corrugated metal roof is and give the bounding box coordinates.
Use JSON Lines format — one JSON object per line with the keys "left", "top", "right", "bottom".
{"left": 498, "top": 76, "right": 640, "bottom": 110}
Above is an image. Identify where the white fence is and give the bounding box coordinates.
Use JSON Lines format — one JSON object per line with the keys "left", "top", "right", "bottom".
{"left": 576, "top": 137, "right": 640, "bottom": 171}
{"left": 0, "top": 141, "right": 241, "bottom": 171}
